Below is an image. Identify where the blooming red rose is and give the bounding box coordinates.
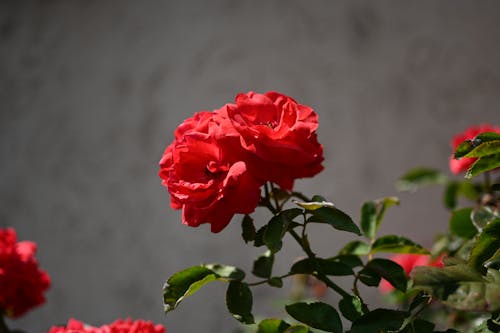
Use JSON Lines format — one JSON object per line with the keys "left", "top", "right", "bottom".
{"left": 379, "top": 253, "right": 443, "bottom": 293}
{"left": 159, "top": 109, "right": 262, "bottom": 233}
{"left": 47, "top": 318, "right": 165, "bottom": 333}
{"left": 0, "top": 227, "right": 50, "bottom": 318}
{"left": 449, "top": 124, "right": 500, "bottom": 174}
{"left": 225, "top": 91, "right": 324, "bottom": 190}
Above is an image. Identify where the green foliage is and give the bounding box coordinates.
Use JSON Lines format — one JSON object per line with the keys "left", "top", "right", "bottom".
{"left": 307, "top": 206, "right": 361, "bottom": 235}
{"left": 449, "top": 207, "right": 477, "bottom": 239}
{"left": 226, "top": 281, "right": 254, "bottom": 324}
{"left": 396, "top": 168, "right": 447, "bottom": 192}
{"left": 257, "top": 319, "right": 290, "bottom": 333}
{"left": 242, "top": 215, "right": 256, "bottom": 243}
{"left": 252, "top": 251, "right": 274, "bottom": 278}
{"left": 290, "top": 257, "right": 353, "bottom": 276}
{"left": 466, "top": 153, "right": 500, "bottom": 179}
{"left": 339, "top": 241, "right": 370, "bottom": 256}
{"left": 339, "top": 295, "right": 364, "bottom": 321}
{"left": 360, "top": 258, "right": 408, "bottom": 291}
{"left": 350, "top": 309, "right": 408, "bottom": 333}
{"left": 469, "top": 218, "right": 500, "bottom": 272}
{"left": 163, "top": 264, "right": 244, "bottom": 313}
{"left": 285, "top": 302, "right": 343, "bottom": 333}
{"left": 361, "top": 197, "right": 399, "bottom": 240}
{"left": 371, "top": 235, "right": 429, "bottom": 254}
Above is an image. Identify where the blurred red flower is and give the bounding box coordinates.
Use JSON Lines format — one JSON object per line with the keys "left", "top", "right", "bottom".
{"left": 47, "top": 318, "right": 165, "bottom": 333}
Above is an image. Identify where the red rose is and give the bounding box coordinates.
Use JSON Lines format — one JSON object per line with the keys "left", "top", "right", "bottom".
{"left": 379, "top": 253, "right": 443, "bottom": 293}
{"left": 159, "top": 109, "right": 262, "bottom": 233}
{"left": 226, "top": 91, "right": 324, "bottom": 190}
{"left": 449, "top": 124, "right": 500, "bottom": 174}
{"left": 47, "top": 318, "right": 165, "bottom": 333}
{"left": 0, "top": 227, "right": 50, "bottom": 318}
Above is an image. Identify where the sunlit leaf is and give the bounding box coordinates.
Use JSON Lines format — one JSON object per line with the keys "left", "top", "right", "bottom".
{"left": 371, "top": 235, "right": 429, "bottom": 254}
{"left": 466, "top": 153, "right": 500, "bottom": 179}
{"left": 257, "top": 319, "right": 290, "bottom": 333}
{"left": 339, "top": 241, "right": 370, "bottom": 256}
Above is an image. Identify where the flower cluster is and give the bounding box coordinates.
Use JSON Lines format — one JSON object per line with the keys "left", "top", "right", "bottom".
{"left": 47, "top": 318, "right": 165, "bottom": 333}
{"left": 449, "top": 124, "right": 500, "bottom": 174}
{"left": 159, "top": 91, "right": 324, "bottom": 232}
{"left": 0, "top": 227, "right": 50, "bottom": 318}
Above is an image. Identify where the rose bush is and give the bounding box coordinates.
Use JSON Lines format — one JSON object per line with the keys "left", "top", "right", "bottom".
{"left": 0, "top": 227, "right": 50, "bottom": 319}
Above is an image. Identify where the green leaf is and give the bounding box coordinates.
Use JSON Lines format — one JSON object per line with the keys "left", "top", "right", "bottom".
{"left": 290, "top": 257, "right": 353, "bottom": 276}
{"left": 412, "top": 264, "right": 483, "bottom": 286}
{"left": 485, "top": 249, "right": 500, "bottom": 270}
{"left": 285, "top": 301, "right": 343, "bottom": 333}
{"left": 358, "top": 267, "right": 381, "bottom": 287}
{"left": 339, "top": 295, "right": 364, "bottom": 322}
{"left": 464, "top": 140, "right": 500, "bottom": 158}
{"left": 332, "top": 254, "right": 364, "bottom": 268}
{"left": 466, "top": 153, "right": 500, "bottom": 179}
{"left": 371, "top": 235, "right": 429, "bottom": 254}
{"left": 449, "top": 207, "right": 477, "bottom": 239}
{"left": 400, "top": 319, "right": 435, "bottom": 333}
{"left": 264, "top": 215, "right": 286, "bottom": 253}
{"left": 362, "top": 258, "right": 408, "bottom": 291}
{"left": 163, "top": 264, "right": 245, "bottom": 313}
{"left": 163, "top": 266, "right": 217, "bottom": 313}
{"left": 226, "top": 281, "right": 254, "bottom": 324}
{"left": 361, "top": 197, "right": 399, "bottom": 240}
{"left": 281, "top": 208, "right": 304, "bottom": 221}
{"left": 475, "top": 131, "right": 500, "bottom": 142}
{"left": 339, "top": 241, "right": 370, "bottom": 256}
{"left": 257, "top": 319, "right": 290, "bottom": 333}
{"left": 242, "top": 215, "right": 256, "bottom": 243}
{"left": 252, "top": 251, "right": 274, "bottom": 278}
{"left": 469, "top": 218, "right": 500, "bottom": 272}
{"left": 455, "top": 133, "right": 500, "bottom": 159}
{"left": 308, "top": 207, "right": 361, "bottom": 235}
{"left": 361, "top": 201, "right": 377, "bottom": 240}
{"left": 396, "top": 168, "right": 447, "bottom": 192}
{"left": 254, "top": 225, "right": 267, "bottom": 247}
{"left": 351, "top": 308, "right": 407, "bottom": 333}
{"left": 268, "top": 277, "right": 283, "bottom": 288}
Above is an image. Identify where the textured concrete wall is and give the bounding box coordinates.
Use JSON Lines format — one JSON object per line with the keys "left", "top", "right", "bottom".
{"left": 1, "top": 1, "right": 499, "bottom": 332}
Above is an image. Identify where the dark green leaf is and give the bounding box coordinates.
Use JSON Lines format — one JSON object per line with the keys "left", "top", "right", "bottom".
{"left": 339, "top": 295, "right": 364, "bottom": 322}
{"left": 449, "top": 207, "right": 477, "bottom": 239}
{"left": 242, "top": 215, "right": 256, "bottom": 243}
{"left": 371, "top": 235, "right": 429, "bottom": 254}
{"left": 257, "top": 319, "right": 290, "bottom": 333}
{"left": 455, "top": 140, "right": 475, "bottom": 159}
{"left": 475, "top": 132, "right": 500, "bottom": 142}
{"left": 254, "top": 225, "right": 267, "bottom": 247}
{"left": 401, "top": 319, "right": 435, "bottom": 333}
{"left": 252, "top": 251, "right": 274, "bottom": 278}
{"left": 332, "top": 254, "right": 363, "bottom": 268}
{"left": 464, "top": 140, "right": 500, "bottom": 158}
{"left": 351, "top": 308, "right": 407, "bottom": 333}
{"left": 455, "top": 132, "right": 500, "bottom": 159}
{"left": 412, "top": 264, "right": 483, "bottom": 286}
{"left": 311, "top": 195, "right": 327, "bottom": 202}
{"left": 339, "top": 241, "right": 370, "bottom": 256}
{"left": 285, "top": 302, "right": 343, "bottom": 333}
{"left": 466, "top": 153, "right": 500, "bottom": 179}
{"left": 408, "top": 291, "right": 431, "bottom": 311}
{"left": 290, "top": 257, "right": 353, "bottom": 276}
{"left": 264, "top": 215, "right": 286, "bottom": 253}
{"left": 281, "top": 208, "right": 304, "bottom": 221}
{"left": 444, "top": 182, "right": 459, "bottom": 210}
{"left": 396, "top": 168, "right": 447, "bottom": 192}
{"left": 469, "top": 218, "right": 500, "bottom": 272}
{"left": 308, "top": 207, "right": 361, "bottom": 235}
{"left": 485, "top": 249, "right": 500, "bottom": 270}
{"left": 444, "top": 181, "right": 481, "bottom": 210}
{"left": 358, "top": 268, "right": 381, "bottom": 287}
{"left": 226, "top": 281, "right": 254, "bottom": 324}
{"left": 363, "top": 258, "right": 408, "bottom": 291}
{"left": 361, "top": 201, "right": 377, "bottom": 240}
{"left": 268, "top": 277, "right": 283, "bottom": 288}
{"left": 163, "top": 266, "right": 217, "bottom": 313}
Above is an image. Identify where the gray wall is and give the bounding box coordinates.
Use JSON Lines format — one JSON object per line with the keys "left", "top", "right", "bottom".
{"left": 1, "top": 1, "right": 499, "bottom": 332}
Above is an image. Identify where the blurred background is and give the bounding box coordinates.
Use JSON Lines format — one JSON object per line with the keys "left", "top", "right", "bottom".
{"left": 1, "top": 1, "right": 499, "bottom": 332}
